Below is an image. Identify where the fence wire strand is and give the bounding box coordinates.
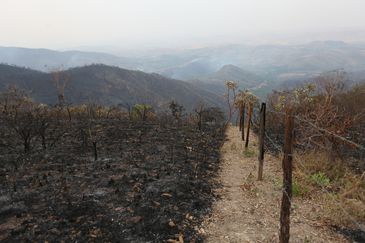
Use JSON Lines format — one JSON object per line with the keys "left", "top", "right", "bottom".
{"left": 261, "top": 115, "right": 365, "bottom": 232}
{"left": 266, "top": 108, "right": 365, "bottom": 152}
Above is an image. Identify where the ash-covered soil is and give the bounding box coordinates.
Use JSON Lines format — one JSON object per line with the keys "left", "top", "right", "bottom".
{"left": 0, "top": 119, "right": 225, "bottom": 242}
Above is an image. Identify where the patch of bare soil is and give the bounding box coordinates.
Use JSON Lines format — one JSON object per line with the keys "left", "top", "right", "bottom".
{"left": 202, "top": 126, "right": 349, "bottom": 243}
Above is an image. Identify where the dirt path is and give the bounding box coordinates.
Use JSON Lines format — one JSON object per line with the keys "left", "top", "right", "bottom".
{"left": 202, "top": 126, "right": 348, "bottom": 243}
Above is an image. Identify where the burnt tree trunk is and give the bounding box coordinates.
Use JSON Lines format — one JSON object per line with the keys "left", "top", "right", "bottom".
{"left": 24, "top": 141, "right": 30, "bottom": 153}
{"left": 41, "top": 134, "right": 46, "bottom": 150}
{"left": 23, "top": 133, "right": 31, "bottom": 153}
{"left": 92, "top": 141, "right": 98, "bottom": 161}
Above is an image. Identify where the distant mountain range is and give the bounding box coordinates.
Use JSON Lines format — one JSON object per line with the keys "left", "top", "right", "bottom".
{"left": 156, "top": 41, "right": 365, "bottom": 82}
{"left": 0, "top": 64, "right": 224, "bottom": 110}
{"left": 0, "top": 46, "right": 138, "bottom": 71}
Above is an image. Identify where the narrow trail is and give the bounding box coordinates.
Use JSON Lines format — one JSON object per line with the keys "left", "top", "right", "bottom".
{"left": 202, "top": 126, "right": 347, "bottom": 243}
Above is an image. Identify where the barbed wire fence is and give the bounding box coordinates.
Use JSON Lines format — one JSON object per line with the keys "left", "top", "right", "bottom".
{"left": 237, "top": 97, "right": 365, "bottom": 242}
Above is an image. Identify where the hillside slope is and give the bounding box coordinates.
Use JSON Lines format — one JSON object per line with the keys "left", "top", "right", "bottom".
{"left": 0, "top": 64, "right": 224, "bottom": 110}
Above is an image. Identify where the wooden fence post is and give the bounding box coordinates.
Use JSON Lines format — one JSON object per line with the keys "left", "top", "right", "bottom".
{"left": 279, "top": 108, "right": 294, "bottom": 243}
{"left": 245, "top": 103, "right": 252, "bottom": 148}
{"left": 241, "top": 104, "right": 245, "bottom": 141}
{"left": 258, "top": 103, "right": 266, "bottom": 180}
{"left": 239, "top": 104, "right": 243, "bottom": 131}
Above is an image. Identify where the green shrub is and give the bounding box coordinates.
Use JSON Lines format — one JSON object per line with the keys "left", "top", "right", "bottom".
{"left": 292, "top": 181, "right": 309, "bottom": 197}
{"left": 309, "top": 172, "right": 330, "bottom": 187}
{"left": 243, "top": 149, "right": 255, "bottom": 157}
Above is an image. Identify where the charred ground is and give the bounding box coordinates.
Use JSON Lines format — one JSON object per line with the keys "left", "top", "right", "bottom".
{"left": 0, "top": 110, "right": 225, "bottom": 242}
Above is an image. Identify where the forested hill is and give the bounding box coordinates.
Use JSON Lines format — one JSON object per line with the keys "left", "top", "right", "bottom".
{"left": 0, "top": 64, "right": 225, "bottom": 110}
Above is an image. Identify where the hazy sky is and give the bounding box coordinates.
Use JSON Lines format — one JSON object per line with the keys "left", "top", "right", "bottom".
{"left": 1, "top": 0, "right": 365, "bottom": 50}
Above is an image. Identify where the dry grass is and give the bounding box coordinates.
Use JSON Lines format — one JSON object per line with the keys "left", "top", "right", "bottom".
{"left": 293, "top": 151, "right": 365, "bottom": 229}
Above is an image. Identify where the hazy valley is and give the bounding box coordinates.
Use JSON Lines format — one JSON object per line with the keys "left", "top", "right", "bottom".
{"left": 1, "top": 41, "right": 365, "bottom": 103}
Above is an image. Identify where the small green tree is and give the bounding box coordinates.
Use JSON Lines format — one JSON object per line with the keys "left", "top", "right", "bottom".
{"left": 132, "top": 104, "right": 153, "bottom": 121}
{"left": 224, "top": 80, "right": 238, "bottom": 126}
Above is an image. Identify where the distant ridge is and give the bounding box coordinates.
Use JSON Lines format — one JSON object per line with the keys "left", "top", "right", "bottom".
{"left": 207, "top": 64, "right": 262, "bottom": 87}
{"left": 0, "top": 46, "right": 137, "bottom": 71}
{"left": 187, "top": 64, "right": 265, "bottom": 97}
{"left": 3, "top": 42, "right": 365, "bottom": 79}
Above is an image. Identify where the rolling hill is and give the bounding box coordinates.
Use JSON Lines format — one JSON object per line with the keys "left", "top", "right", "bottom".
{"left": 0, "top": 64, "right": 225, "bottom": 110}
{"left": 205, "top": 64, "right": 263, "bottom": 86}
{"left": 188, "top": 64, "right": 266, "bottom": 97}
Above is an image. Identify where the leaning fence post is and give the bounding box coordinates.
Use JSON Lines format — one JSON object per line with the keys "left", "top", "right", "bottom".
{"left": 258, "top": 102, "right": 266, "bottom": 180}
{"left": 245, "top": 103, "right": 252, "bottom": 148}
{"left": 279, "top": 108, "right": 294, "bottom": 243}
